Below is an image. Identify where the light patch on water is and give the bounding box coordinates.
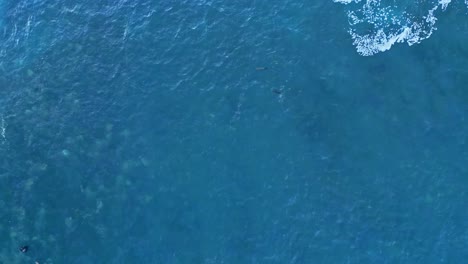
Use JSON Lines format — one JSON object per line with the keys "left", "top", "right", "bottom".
{"left": 333, "top": 0, "right": 361, "bottom": 4}
{"left": 1, "top": 115, "right": 5, "bottom": 142}
{"left": 25, "top": 15, "right": 34, "bottom": 40}
{"left": 334, "top": 0, "right": 465, "bottom": 56}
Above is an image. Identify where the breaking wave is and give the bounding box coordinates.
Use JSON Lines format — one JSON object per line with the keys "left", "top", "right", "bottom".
{"left": 334, "top": 0, "right": 466, "bottom": 56}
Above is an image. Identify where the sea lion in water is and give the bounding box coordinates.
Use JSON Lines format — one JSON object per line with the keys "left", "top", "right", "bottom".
{"left": 272, "top": 88, "right": 282, "bottom": 95}
{"left": 20, "top": 245, "right": 28, "bottom": 253}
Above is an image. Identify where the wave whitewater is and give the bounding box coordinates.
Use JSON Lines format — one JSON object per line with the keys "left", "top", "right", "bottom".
{"left": 334, "top": 0, "right": 466, "bottom": 56}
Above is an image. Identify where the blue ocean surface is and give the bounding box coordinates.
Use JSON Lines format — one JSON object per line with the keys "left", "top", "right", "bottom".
{"left": 1, "top": 0, "right": 468, "bottom": 263}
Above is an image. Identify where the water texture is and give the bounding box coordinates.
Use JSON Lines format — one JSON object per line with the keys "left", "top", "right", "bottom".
{"left": 0, "top": 0, "right": 468, "bottom": 263}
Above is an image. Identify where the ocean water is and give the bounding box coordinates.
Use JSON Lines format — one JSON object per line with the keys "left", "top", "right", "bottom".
{"left": 1, "top": 0, "right": 468, "bottom": 263}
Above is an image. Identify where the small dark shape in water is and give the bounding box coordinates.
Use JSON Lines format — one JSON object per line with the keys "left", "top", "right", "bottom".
{"left": 20, "top": 245, "right": 28, "bottom": 253}
{"left": 272, "top": 89, "right": 282, "bottom": 95}
{"left": 256, "top": 67, "right": 268, "bottom": 71}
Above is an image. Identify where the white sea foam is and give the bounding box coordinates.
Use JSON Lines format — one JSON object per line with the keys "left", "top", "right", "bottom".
{"left": 439, "top": 0, "right": 451, "bottom": 10}
{"left": 334, "top": 0, "right": 464, "bottom": 56}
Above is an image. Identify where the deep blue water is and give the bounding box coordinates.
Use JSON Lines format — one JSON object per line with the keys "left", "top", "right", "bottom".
{"left": 1, "top": 0, "right": 468, "bottom": 263}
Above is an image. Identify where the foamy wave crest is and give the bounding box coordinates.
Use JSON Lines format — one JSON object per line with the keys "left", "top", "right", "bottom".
{"left": 334, "top": 0, "right": 460, "bottom": 56}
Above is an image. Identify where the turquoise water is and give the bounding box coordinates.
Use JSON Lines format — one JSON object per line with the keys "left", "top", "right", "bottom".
{"left": 1, "top": 0, "right": 468, "bottom": 263}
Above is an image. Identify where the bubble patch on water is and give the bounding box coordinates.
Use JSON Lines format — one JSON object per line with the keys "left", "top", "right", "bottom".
{"left": 334, "top": 0, "right": 464, "bottom": 56}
